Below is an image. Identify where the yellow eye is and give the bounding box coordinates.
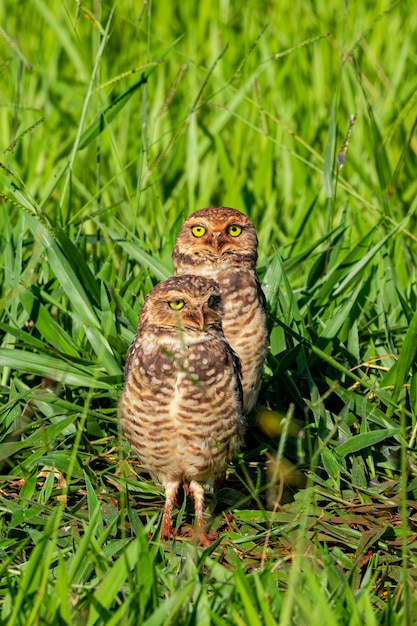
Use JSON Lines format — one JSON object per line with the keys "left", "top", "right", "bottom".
{"left": 191, "top": 225, "right": 206, "bottom": 238}
{"left": 169, "top": 299, "right": 185, "bottom": 311}
{"left": 207, "top": 295, "right": 215, "bottom": 307}
{"left": 227, "top": 224, "right": 242, "bottom": 237}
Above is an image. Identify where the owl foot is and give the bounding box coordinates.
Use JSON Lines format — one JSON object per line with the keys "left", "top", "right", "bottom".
{"left": 198, "top": 530, "right": 219, "bottom": 547}
{"left": 161, "top": 526, "right": 177, "bottom": 541}
{"left": 181, "top": 526, "right": 219, "bottom": 547}
{"left": 161, "top": 516, "right": 175, "bottom": 541}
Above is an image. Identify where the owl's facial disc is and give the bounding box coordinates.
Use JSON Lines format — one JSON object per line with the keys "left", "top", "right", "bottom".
{"left": 190, "top": 223, "right": 228, "bottom": 252}
{"left": 188, "top": 222, "right": 243, "bottom": 254}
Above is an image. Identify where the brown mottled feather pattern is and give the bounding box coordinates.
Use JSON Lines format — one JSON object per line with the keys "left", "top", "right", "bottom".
{"left": 119, "top": 275, "right": 243, "bottom": 543}
{"left": 172, "top": 207, "right": 268, "bottom": 414}
{"left": 122, "top": 329, "right": 243, "bottom": 481}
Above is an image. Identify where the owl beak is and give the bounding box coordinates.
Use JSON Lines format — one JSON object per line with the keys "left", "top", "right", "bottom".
{"left": 211, "top": 231, "right": 225, "bottom": 251}
{"left": 196, "top": 308, "right": 205, "bottom": 329}
{"left": 188, "top": 306, "right": 205, "bottom": 329}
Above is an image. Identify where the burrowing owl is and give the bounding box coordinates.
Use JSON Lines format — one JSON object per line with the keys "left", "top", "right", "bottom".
{"left": 119, "top": 275, "right": 243, "bottom": 545}
{"left": 172, "top": 207, "right": 268, "bottom": 415}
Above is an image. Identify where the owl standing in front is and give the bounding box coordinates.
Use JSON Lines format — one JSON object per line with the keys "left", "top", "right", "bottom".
{"left": 119, "top": 275, "right": 244, "bottom": 545}
{"left": 172, "top": 207, "right": 268, "bottom": 415}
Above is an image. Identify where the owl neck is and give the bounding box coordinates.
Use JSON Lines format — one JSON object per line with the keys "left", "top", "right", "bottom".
{"left": 174, "top": 264, "right": 260, "bottom": 294}
{"left": 173, "top": 251, "right": 257, "bottom": 272}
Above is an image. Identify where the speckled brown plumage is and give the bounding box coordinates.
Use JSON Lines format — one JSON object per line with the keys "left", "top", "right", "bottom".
{"left": 172, "top": 207, "right": 268, "bottom": 415}
{"left": 119, "top": 275, "right": 244, "bottom": 544}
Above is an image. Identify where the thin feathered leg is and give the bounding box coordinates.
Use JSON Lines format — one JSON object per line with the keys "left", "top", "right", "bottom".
{"left": 161, "top": 480, "right": 180, "bottom": 540}
{"left": 189, "top": 480, "right": 212, "bottom": 547}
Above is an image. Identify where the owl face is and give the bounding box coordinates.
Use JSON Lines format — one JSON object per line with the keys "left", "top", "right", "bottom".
{"left": 172, "top": 207, "right": 259, "bottom": 269}
{"left": 139, "top": 275, "right": 222, "bottom": 332}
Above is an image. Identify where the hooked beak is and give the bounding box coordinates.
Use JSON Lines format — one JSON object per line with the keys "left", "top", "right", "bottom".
{"left": 211, "top": 231, "right": 225, "bottom": 251}
{"left": 188, "top": 306, "right": 205, "bottom": 329}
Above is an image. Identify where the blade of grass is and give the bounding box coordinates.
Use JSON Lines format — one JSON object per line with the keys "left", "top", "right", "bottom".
{"left": 336, "top": 427, "right": 401, "bottom": 457}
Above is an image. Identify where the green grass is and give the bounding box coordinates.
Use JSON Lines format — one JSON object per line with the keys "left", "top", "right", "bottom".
{"left": 1, "top": 0, "right": 417, "bottom": 623}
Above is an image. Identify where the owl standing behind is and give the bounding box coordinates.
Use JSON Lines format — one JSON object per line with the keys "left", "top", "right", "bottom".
{"left": 119, "top": 275, "right": 244, "bottom": 545}
{"left": 172, "top": 207, "right": 268, "bottom": 415}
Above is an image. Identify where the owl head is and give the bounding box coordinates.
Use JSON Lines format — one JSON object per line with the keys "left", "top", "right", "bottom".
{"left": 172, "top": 207, "right": 259, "bottom": 271}
{"left": 139, "top": 275, "right": 223, "bottom": 333}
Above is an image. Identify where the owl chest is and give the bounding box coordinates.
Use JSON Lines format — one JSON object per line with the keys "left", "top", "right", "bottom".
{"left": 131, "top": 344, "right": 232, "bottom": 418}
{"left": 123, "top": 343, "right": 240, "bottom": 480}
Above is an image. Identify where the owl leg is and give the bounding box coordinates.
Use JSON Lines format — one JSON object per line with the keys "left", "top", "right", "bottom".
{"left": 189, "top": 480, "right": 211, "bottom": 547}
{"left": 161, "top": 480, "right": 180, "bottom": 540}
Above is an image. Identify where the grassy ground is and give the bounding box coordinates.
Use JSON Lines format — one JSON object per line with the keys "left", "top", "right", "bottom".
{"left": 1, "top": 0, "right": 417, "bottom": 623}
